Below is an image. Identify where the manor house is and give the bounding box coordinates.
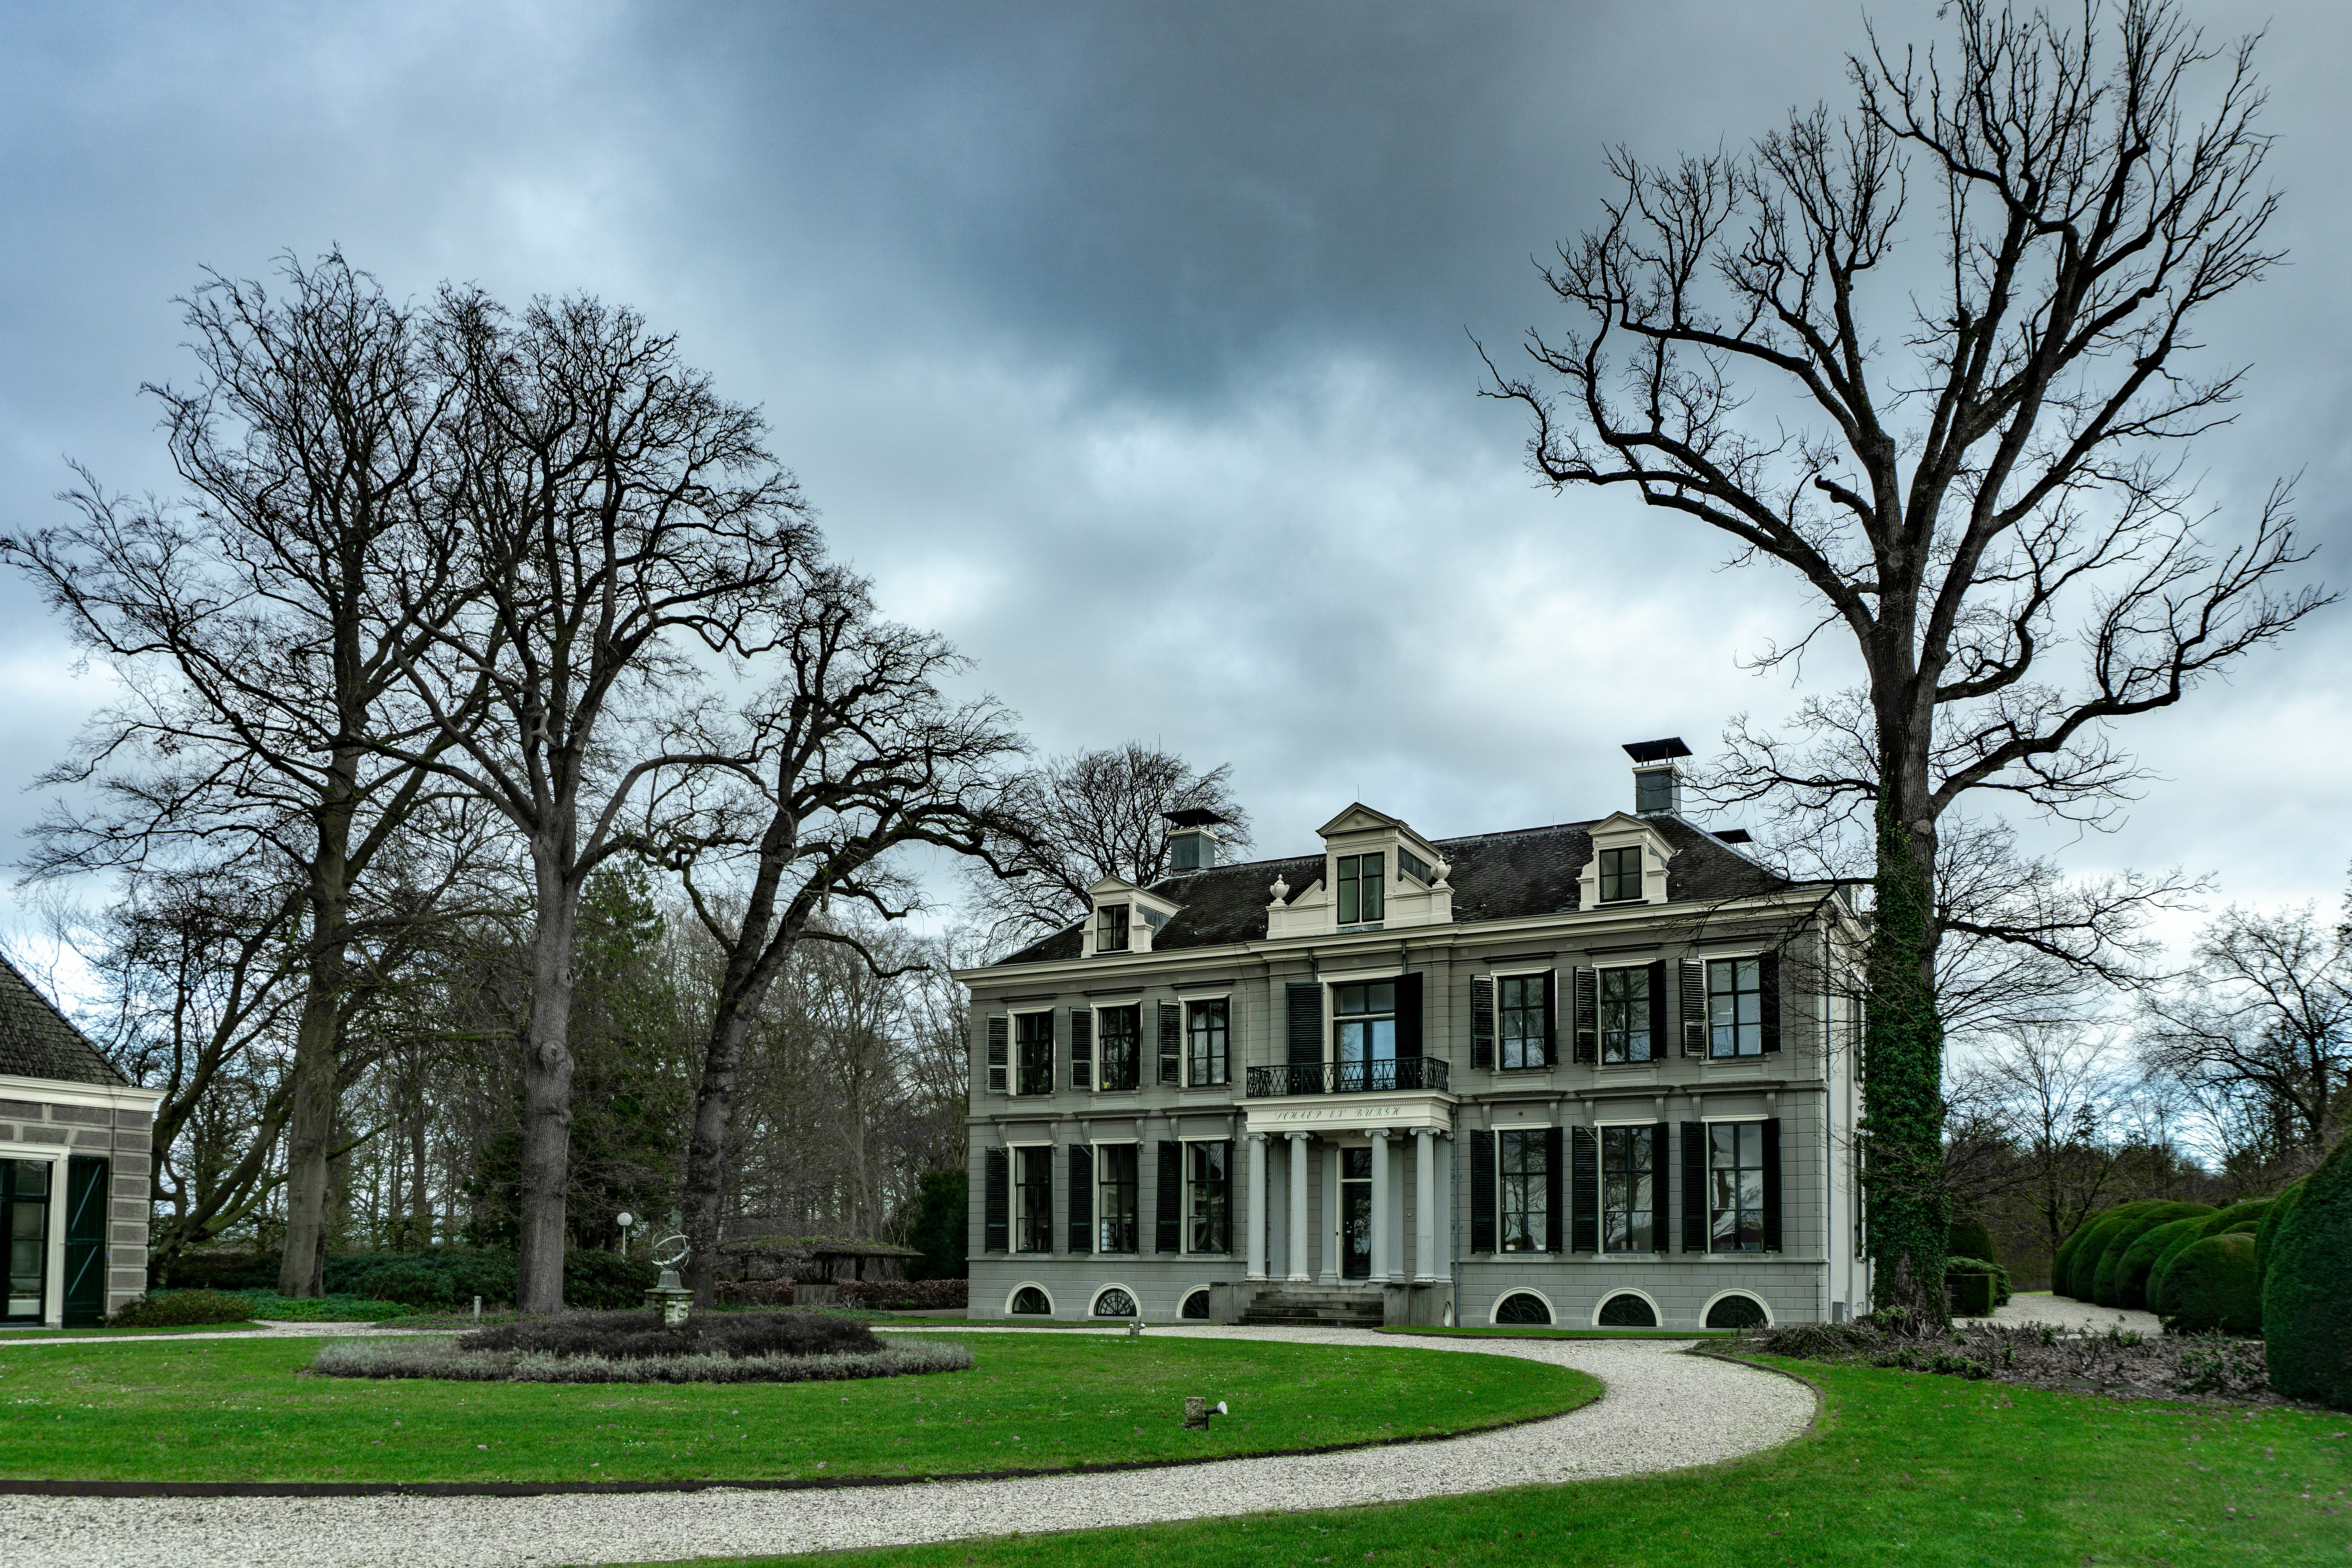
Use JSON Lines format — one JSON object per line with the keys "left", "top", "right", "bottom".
{"left": 955, "top": 742, "right": 1869, "bottom": 1330}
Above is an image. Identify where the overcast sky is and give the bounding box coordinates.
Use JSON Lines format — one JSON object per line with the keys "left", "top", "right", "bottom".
{"left": 2, "top": 0, "right": 2347, "bottom": 963}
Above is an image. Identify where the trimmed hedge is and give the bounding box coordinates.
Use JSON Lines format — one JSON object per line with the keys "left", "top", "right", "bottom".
{"left": 461, "top": 1309, "right": 881, "bottom": 1360}
{"left": 2163, "top": 1231, "right": 2261, "bottom": 1336}
{"left": 160, "top": 1247, "right": 657, "bottom": 1309}
{"left": 2263, "top": 1138, "right": 2351, "bottom": 1409}
{"left": 1947, "top": 1215, "right": 1996, "bottom": 1267}
{"left": 109, "top": 1289, "right": 255, "bottom": 1328}
{"left": 2091, "top": 1202, "right": 2212, "bottom": 1306}
{"left": 2149, "top": 1201, "right": 2271, "bottom": 1316}
{"left": 2256, "top": 1178, "right": 2306, "bottom": 1287}
{"left": 312, "top": 1334, "right": 973, "bottom": 1385}
{"left": 2054, "top": 1201, "right": 2169, "bottom": 1298}
{"left": 2137, "top": 1217, "right": 2212, "bottom": 1317}
{"left": 1945, "top": 1255, "right": 2011, "bottom": 1309}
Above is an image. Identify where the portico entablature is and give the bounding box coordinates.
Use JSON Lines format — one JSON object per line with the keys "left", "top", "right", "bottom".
{"left": 1243, "top": 1091, "right": 1456, "bottom": 1138}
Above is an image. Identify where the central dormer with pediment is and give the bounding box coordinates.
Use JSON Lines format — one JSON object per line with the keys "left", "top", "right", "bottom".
{"left": 1081, "top": 876, "right": 1185, "bottom": 957}
{"left": 1264, "top": 803, "right": 1454, "bottom": 939}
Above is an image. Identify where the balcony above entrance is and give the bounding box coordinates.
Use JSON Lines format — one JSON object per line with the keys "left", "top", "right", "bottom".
{"left": 1246, "top": 1058, "right": 1450, "bottom": 1096}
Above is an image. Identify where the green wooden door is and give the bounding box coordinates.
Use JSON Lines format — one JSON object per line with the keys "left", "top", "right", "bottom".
{"left": 63, "top": 1156, "right": 108, "bottom": 1328}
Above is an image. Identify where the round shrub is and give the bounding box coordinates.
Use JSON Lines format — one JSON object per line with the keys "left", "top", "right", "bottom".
{"left": 109, "top": 1289, "right": 255, "bottom": 1328}
{"left": 2163, "top": 1232, "right": 2261, "bottom": 1336}
{"left": 1947, "top": 1215, "right": 1996, "bottom": 1267}
{"left": 2092, "top": 1203, "right": 2211, "bottom": 1306}
{"left": 2133, "top": 1217, "right": 2210, "bottom": 1316}
{"left": 2263, "top": 1138, "right": 2352, "bottom": 1409}
{"left": 2055, "top": 1201, "right": 2166, "bottom": 1298}
{"left": 2255, "top": 1178, "right": 2305, "bottom": 1289}
{"left": 2150, "top": 1201, "right": 2271, "bottom": 1316}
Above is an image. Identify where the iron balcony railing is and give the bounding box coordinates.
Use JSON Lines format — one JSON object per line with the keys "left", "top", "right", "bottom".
{"left": 1245, "top": 1058, "right": 1451, "bottom": 1097}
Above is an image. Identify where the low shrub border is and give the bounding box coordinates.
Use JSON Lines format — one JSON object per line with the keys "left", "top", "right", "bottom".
{"left": 109, "top": 1289, "right": 258, "bottom": 1328}
{"left": 311, "top": 1336, "right": 975, "bottom": 1385}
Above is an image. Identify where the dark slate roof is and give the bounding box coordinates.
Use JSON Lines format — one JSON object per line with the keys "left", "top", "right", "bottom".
{"left": 994, "top": 816, "right": 1802, "bottom": 966}
{"left": 0, "top": 952, "right": 124, "bottom": 1087}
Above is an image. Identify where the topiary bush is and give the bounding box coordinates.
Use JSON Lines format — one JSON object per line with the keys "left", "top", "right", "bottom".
{"left": 1947, "top": 1214, "right": 1996, "bottom": 1267}
{"left": 109, "top": 1289, "right": 256, "bottom": 1328}
{"left": 2091, "top": 1203, "right": 2211, "bottom": 1307}
{"left": 2055, "top": 1202, "right": 2167, "bottom": 1298}
{"left": 2263, "top": 1138, "right": 2351, "bottom": 1409}
{"left": 902, "top": 1170, "right": 969, "bottom": 1282}
{"left": 326, "top": 1249, "right": 517, "bottom": 1307}
{"left": 2134, "top": 1216, "right": 2210, "bottom": 1316}
{"left": 2163, "top": 1231, "right": 2261, "bottom": 1336}
{"left": 2149, "top": 1201, "right": 2271, "bottom": 1316}
{"left": 1944, "top": 1255, "right": 2011, "bottom": 1308}
{"left": 2255, "top": 1178, "right": 2305, "bottom": 1289}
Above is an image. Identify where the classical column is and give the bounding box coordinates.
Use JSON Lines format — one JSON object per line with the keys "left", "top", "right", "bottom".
{"left": 1245, "top": 1133, "right": 1268, "bottom": 1281}
{"left": 1320, "top": 1142, "right": 1341, "bottom": 1284}
{"left": 1368, "top": 1128, "right": 1392, "bottom": 1284}
{"left": 1414, "top": 1127, "right": 1437, "bottom": 1281}
{"left": 1287, "top": 1133, "right": 1313, "bottom": 1282}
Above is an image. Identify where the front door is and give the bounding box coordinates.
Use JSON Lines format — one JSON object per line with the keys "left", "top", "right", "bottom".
{"left": 63, "top": 1157, "right": 109, "bottom": 1328}
{"left": 4, "top": 1158, "right": 52, "bottom": 1323}
{"left": 1341, "top": 1147, "right": 1372, "bottom": 1279}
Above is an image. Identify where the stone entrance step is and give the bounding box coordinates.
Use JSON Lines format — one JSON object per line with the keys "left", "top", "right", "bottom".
{"left": 1236, "top": 1285, "right": 1385, "bottom": 1327}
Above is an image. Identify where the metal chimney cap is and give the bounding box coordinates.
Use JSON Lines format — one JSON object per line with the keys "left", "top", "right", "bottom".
{"left": 1622, "top": 738, "right": 1693, "bottom": 763}
{"left": 1162, "top": 807, "right": 1230, "bottom": 828}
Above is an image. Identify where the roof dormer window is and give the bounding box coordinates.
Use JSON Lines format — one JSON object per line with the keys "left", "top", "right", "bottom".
{"left": 1399, "top": 848, "right": 1434, "bottom": 886}
{"left": 1336, "top": 853, "right": 1384, "bottom": 924}
{"left": 1598, "top": 845, "right": 1644, "bottom": 903}
{"left": 1096, "top": 903, "right": 1131, "bottom": 953}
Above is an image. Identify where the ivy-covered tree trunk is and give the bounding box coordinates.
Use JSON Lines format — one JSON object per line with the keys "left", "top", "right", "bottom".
{"left": 1864, "top": 784, "right": 1949, "bottom": 1320}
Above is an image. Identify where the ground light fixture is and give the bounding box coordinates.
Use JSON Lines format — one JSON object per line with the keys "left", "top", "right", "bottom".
{"left": 1181, "top": 1398, "right": 1228, "bottom": 1430}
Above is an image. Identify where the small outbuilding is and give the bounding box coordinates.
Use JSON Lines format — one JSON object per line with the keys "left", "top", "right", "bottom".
{"left": 717, "top": 1233, "right": 926, "bottom": 1285}
{"left": 0, "top": 954, "right": 160, "bottom": 1327}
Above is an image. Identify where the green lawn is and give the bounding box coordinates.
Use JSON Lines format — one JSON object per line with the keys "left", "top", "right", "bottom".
{"left": 1374, "top": 1326, "right": 1733, "bottom": 1342}
{"left": 0, "top": 1322, "right": 267, "bottom": 1339}
{"left": 0, "top": 1333, "right": 1594, "bottom": 1485}
{"left": 646, "top": 1358, "right": 2352, "bottom": 1568}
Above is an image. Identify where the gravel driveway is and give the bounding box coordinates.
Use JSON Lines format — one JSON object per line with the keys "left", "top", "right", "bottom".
{"left": 0, "top": 1327, "right": 1813, "bottom": 1568}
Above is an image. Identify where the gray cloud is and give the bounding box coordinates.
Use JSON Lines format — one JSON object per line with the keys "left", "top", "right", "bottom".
{"left": 3, "top": 0, "right": 2346, "bottom": 960}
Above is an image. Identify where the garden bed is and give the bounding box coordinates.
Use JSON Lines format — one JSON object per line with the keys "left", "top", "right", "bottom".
{"left": 313, "top": 1308, "right": 973, "bottom": 1385}
{"left": 1753, "top": 1313, "right": 2283, "bottom": 1404}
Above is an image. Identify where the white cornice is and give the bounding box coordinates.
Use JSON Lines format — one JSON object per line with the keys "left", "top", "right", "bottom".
{"left": 0, "top": 1074, "right": 163, "bottom": 1114}
{"left": 953, "top": 885, "right": 1845, "bottom": 988}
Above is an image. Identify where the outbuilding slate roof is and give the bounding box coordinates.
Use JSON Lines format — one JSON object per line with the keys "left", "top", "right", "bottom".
{"left": 0, "top": 951, "right": 124, "bottom": 1087}
{"left": 995, "top": 815, "right": 1802, "bottom": 966}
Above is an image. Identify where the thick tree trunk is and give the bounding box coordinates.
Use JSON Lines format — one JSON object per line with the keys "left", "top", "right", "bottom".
{"left": 278, "top": 799, "right": 354, "bottom": 1298}
{"left": 515, "top": 853, "right": 579, "bottom": 1316}
{"left": 682, "top": 1006, "right": 756, "bottom": 1308}
{"left": 1862, "top": 734, "right": 1950, "bottom": 1320}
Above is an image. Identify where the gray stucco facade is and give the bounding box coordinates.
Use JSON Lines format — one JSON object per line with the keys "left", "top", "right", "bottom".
{"left": 956, "top": 760, "right": 1870, "bottom": 1332}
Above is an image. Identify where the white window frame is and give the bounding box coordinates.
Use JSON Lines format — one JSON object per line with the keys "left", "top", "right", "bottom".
{"left": 1700, "top": 1287, "right": 1774, "bottom": 1329}
{"left": 1493, "top": 1122, "right": 1553, "bottom": 1255}
{"left": 1005, "top": 1138, "right": 1055, "bottom": 1255}
{"left": 1590, "top": 1286, "right": 1663, "bottom": 1329}
{"left": 1486, "top": 1286, "right": 1557, "bottom": 1327}
{"left": 0, "top": 1141, "right": 66, "bottom": 1328}
{"left": 1003, "top": 1280, "right": 1056, "bottom": 1318}
{"left": 1593, "top": 962, "right": 1656, "bottom": 1065}
{"left": 1178, "top": 1134, "right": 1234, "bottom": 1257}
{"left": 1490, "top": 967, "right": 1553, "bottom": 1071}
{"left": 1009, "top": 1009, "right": 1055, "bottom": 1098}
{"left": 1179, "top": 993, "right": 1233, "bottom": 1088}
{"left": 1087, "top": 998, "right": 1144, "bottom": 1095}
{"left": 1698, "top": 951, "right": 1768, "bottom": 1060}
{"left": 1593, "top": 1120, "right": 1659, "bottom": 1255}
{"left": 1089, "top": 1282, "right": 1142, "bottom": 1319}
{"left": 1091, "top": 1138, "right": 1142, "bottom": 1255}
{"left": 1700, "top": 1116, "right": 1771, "bottom": 1256}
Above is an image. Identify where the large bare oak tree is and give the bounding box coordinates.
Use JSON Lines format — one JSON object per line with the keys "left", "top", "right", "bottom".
{"left": 1486, "top": 0, "right": 2331, "bottom": 1312}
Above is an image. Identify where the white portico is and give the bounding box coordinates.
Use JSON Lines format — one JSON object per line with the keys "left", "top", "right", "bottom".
{"left": 1242, "top": 1089, "right": 1454, "bottom": 1287}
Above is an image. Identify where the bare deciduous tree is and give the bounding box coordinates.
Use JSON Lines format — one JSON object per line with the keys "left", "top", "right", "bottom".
{"left": 1485, "top": 0, "right": 2330, "bottom": 1312}
{"left": 390, "top": 292, "right": 815, "bottom": 1312}
{"left": 964, "top": 742, "right": 1250, "bottom": 955}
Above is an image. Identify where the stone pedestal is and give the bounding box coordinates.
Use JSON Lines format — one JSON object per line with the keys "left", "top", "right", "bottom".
{"left": 645, "top": 1266, "right": 693, "bottom": 1325}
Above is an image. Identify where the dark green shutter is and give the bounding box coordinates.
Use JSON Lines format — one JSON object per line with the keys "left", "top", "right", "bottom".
{"left": 1760, "top": 951, "right": 1782, "bottom": 1053}
{"left": 1646, "top": 960, "right": 1667, "bottom": 1057}
{"left": 1679, "top": 959, "right": 1707, "bottom": 1057}
{"left": 1570, "top": 1127, "right": 1597, "bottom": 1252}
{"left": 63, "top": 1157, "right": 108, "bottom": 1327}
{"left": 1155, "top": 1141, "right": 1181, "bottom": 1252}
{"left": 1649, "top": 1122, "right": 1670, "bottom": 1252}
{"left": 1158, "top": 1002, "right": 1182, "bottom": 1085}
{"left": 1541, "top": 970, "right": 1558, "bottom": 1067}
{"left": 1762, "top": 1118, "right": 1782, "bottom": 1251}
{"left": 1681, "top": 1123, "right": 1707, "bottom": 1252}
{"left": 1287, "top": 982, "right": 1322, "bottom": 1063}
{"left": 1039, "top": 1147, "right": 1054, "bottom": 1248}
{"left": 1396, "top": 973, "right": 1422, "bottom": 1059}
{"left": 1545, "top": 1127, "right": 1567, "bottom": 1253}
{"left": 1068, "top": 1145, "right": 1093, "bottom": 1254}
{"left": 1469, "top": 1129, "right": 1495, "bottom": 1253}
{"left": 984, "top": 1148, "right": 1009, "bottom": 1253}
{"left": 985, "top": 1015, "right": 1009, "bottom": 1093}
{"left": 1470, "top": 976, "right": 1494, "bottom": 1069}
{"left": 1572, "top": 968, "right": 1598, "bottom": 1062}
{"left": 1070, "top": 1008, "right": 1093, "bottom": 1089}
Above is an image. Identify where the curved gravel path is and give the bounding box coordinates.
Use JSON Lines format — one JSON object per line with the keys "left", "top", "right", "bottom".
{"left": 0, "top": 1327, "right": 1813, "bottom": 1568}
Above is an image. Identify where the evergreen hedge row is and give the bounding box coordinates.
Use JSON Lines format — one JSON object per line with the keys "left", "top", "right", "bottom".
{"left": 2263, "top": 1138, "right": 2350, "bottom": 1409}
{"left": 2163, "top": 1231, "right": 2261, "bottom": 1336}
